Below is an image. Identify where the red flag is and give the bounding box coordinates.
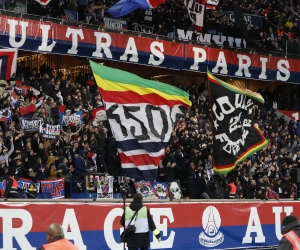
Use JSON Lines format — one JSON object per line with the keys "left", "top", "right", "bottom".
{"left": 90, "top": 106, "right": 107, "bottom": 121}
{"left": 19, "top": 104, "right": 37, "bottom": 116}
{"left": 58, "top": 105, "right": 66, "bottom": 113}
{"left": 35, "top": 0, "right": 51, "bottom": 5}
{"left": 15, "top": 86, "right": 31, "bottom": 96}
{"left": 149, "top": 0, "right": 166, "bottom": 7}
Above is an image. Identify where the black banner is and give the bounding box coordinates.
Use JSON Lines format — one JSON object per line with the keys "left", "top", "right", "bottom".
{"left": 20, "top": 118, "right": 43, "bottom": 132}
{"left": 208, "top": 71, "right": 268, "bottom": 174}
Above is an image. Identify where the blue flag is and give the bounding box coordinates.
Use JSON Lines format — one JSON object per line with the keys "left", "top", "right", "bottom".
{"left": 107, "top": 0, "right": 150, "bottom": 18}
{"left": 60, "top": 111, "right": 83, "bottom": 127}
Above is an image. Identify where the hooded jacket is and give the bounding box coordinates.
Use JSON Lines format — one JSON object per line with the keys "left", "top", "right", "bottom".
{"left": 278, "top": 220, "right": 300, "bottom": 250}
{"left": 120, "top": 200, "right": 161, "bottom": 248}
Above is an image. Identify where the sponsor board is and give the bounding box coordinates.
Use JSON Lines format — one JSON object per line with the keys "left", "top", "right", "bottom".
{"left": 0, "top": 15, "right": 298, "bottom": 82}
{"left": 0, "top": 201, "right": 296, "bottom": 249}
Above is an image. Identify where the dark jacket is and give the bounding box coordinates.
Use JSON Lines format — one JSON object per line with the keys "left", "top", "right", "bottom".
{"left": 15, "top": 164, "right": 30, "bottom": 179}
{"left": 4, "top": 176, "right": 18, "bottom": 198}
{"left": 120, "top": 200, "right": 161, "bottom": 248}
{"left": 94, "top": 131, "right": 106, "bottom": 153}
{"left": 74, "top": 155, "right": 87, "bottom": 177}
{"left": 33, "top": 163, "right": 47, "bottom": 181}
{"left": 105, "top": 137, "right": 117, "bottom": 156}
{"left": 278, "top": 220, "right": 300, "bottom": 250}
{"left": 198, "top": 176, "right": 208, "bottom": 194}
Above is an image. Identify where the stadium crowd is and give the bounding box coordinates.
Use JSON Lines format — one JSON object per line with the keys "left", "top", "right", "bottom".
{"left": 23, "top": 0, "right": 300, "bottom": 54}
{"left": 0, "top": 61, "right": 298, "bottom": 201}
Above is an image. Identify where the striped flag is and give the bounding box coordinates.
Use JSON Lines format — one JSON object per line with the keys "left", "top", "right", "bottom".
{"left": 208, "top": 70, "right": 268, "bottom": 174}
{"left": 90, "top": 60, "right": 191, "bottom": 181}
{"left": 19, "top": 104, "right": 37, "bottom": 117}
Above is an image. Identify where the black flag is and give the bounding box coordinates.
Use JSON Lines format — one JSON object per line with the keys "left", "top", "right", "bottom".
{"left": 208, "top": 70, "right": 268, "bottom": 174}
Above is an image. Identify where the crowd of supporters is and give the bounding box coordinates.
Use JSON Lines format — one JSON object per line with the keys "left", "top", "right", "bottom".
{"left": 0, "top": 61, "right": 299, "bottom": 201}
{"left": 21, "top": 0, "right": 300, "bottom": 54}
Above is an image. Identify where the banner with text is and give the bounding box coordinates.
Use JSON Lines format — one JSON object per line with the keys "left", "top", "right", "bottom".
{"left": 103, "top": 17, "right": 127, "bottom": 30}
{"left": 39, "top": 123, "right": 61, "bottom": 139}
{"left": 40, "top": 178, "right": 65, "bottom": 199}
{"left": 60, "top": 111, "right": 83, "bottom": 127}
{"left": 224, "top": 11, "right": 262, "bottom": 27}
{"left": 0, "top": 178, "right": 41, "bottom": 195}
{"left": 0, "top": 201, "right": 297, "bottom": 249}
{"left": 20, "top": 117, "right": 44, "bottom": 132}
{"left": 0, "top": 15, "right": 299, "bottom": 82}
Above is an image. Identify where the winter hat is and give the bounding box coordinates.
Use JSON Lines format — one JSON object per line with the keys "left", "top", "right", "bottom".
{"left": 282, "top": 215, "right": 298, "bottom": 227}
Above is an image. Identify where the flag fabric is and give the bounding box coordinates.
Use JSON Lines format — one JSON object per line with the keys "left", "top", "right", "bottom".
{"left": 11, "top": 90, "right": 19, "bottom": 107}
{"left": 107, "top": 0, "right": 165, "bottom": 18}
{"left": 90, "top": 106, "right": 107, "bottom": 121}
{"left": 185, "top": 0, "right": 219, "bottom": 32}
{"left": 90, "top": 60, "right": 191, "bottom": 181}
{"left": 60, "top": 111, "right": 83, "bottom": 127}
{"left": 0, "top": 108, "right": 12, "bottom": 121}
{"left": 15, "top": 86, "right": 31, "bottom": 96}
{"left": 19, "top": 104, "right": 37, "bottom": 117}
{"left": 58, "top": 105, "right": 66, "bottom": 113}
{"left": 184, "top": 0, "right": 206, "bottom": 29}
{"left": 206, "top": 0, "right": 219, "bottom": 9}
{"left": 0, "top": 49, "right": 17, "bottom": 80}
{"left": 35, "top": 0, "right": 51, "bottom": 5}
{"left": 208, "top": 70, "right": 268, "bottom": 174}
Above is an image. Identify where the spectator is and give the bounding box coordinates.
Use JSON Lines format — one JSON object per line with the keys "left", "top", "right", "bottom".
{"left": 47, "top": 162, "right": 62, "bottom": 180}
{"left": 286, "top": 18, "right": 294, "bottom": 30}
{"left": 278, "top": 215, "right": 300, "bottom": 250}
{"left": 224, "top": 177, "right": 237, "bottom": 199}
{"left": 77, "top": 0, "right": 88, "bottom": 22}
{"left": 157, "top": 24, "right": 167, "bottom": 36}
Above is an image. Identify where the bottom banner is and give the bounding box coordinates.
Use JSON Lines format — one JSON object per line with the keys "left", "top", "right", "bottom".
{"left": 0, "top": 178, "right": 64, "bottom": 199}
{"left": 0, "top": 201, "right": 296, "bottom": 249}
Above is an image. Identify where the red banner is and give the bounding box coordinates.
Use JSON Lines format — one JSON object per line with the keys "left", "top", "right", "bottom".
{"left": 0, "top": 201, "right": 298, "bottom": 249}
{"left": 278, "top": 110, "right": 300, "bottom": 121}
{"left": 0, "top": 14, "right": 299, "bottom": 83}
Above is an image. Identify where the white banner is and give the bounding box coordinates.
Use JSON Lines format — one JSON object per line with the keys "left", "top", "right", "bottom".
{"left": 103, "top": 17, "right": 127, "bottom": 30}
{"left": 96, "top": 176, "right": 114, "bottom": 199}
{"left": 184, "top": 0, "right": 205, "bottom": 27}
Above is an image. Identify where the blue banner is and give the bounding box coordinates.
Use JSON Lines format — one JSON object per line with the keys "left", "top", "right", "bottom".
{"left": 60, "top": 111, "right": 83, "bottom": 127}
{"left": 41, "top": 178, "right": 65, "bottom": 199}
{"left": 0, "top": 178, "right": 41, "bottom": 193}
